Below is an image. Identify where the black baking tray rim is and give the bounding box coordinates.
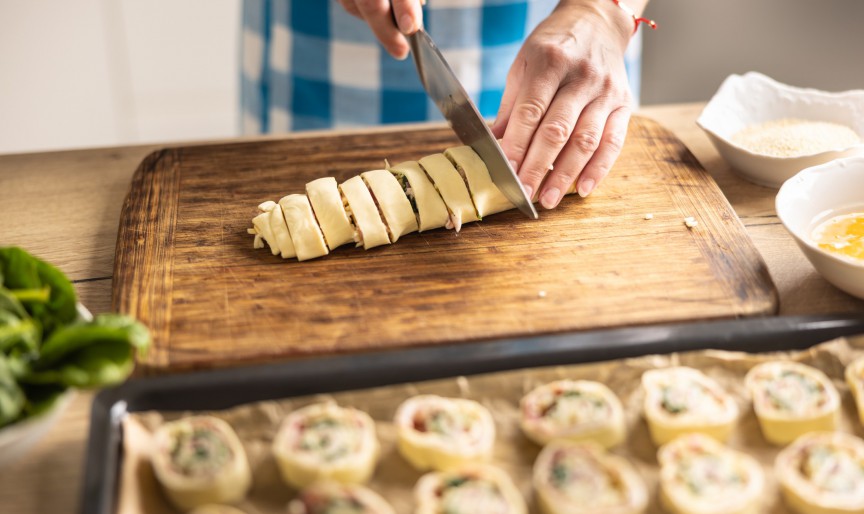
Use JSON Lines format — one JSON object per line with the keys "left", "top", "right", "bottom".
{"left": 81, "top": 314, "right": 864, "bottom": 514}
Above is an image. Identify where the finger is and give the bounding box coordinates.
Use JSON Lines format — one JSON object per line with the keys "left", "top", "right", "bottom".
{"left": 519, "top": 82, "right": 589, "bottom": 209}
{"left": 490, "top": 50, "right": 526, "bottom": 139}
{"left": 574, "top": 106, "right": 631, "bottom": 198}
{"left": 355, "top": 0, "right": 410, "bottom": 59}
{"left": 338, "top": 0, "right": 362, "bottom": 18}
{"left": 391, "top": 0, "right": 423, "bottom": 34}
{"left": 498, "top": 67, "right": 561, "bottom": 201}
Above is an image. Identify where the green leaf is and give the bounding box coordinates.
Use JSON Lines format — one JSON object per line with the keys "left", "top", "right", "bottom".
{"left": 0, "top": 318, "right": 40, "bottom": 355}
{"left": 0, "top": 355, "right": 25, "bottom": 427}
{"left": 20, "top": 383, "right": 67, "bottom": 418}
{"left": 36, "top": 314, "right": 151, "bottom": 368}
{"left": 0, "top": 287, "right": 29, "bottom": 320}
{"left": 25, "top": 342, "right": 134, "bottom": 388}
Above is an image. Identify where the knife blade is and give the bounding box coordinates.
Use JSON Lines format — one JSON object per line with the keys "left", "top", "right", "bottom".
{"left": 405, "top": 29, "right": 538, "bottom": 219}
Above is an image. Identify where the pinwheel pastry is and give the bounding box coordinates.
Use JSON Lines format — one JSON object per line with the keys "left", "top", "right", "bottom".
{"left": 287, "top": 481, "right": 396, "bottom": 514}
{"left": 844, "top": 355, "right": 864, "bottom": 426}
{"left": 414, "top": 463, "right": 527, "bottom": 514}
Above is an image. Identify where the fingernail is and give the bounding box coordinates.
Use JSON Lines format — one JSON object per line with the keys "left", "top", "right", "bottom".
{"left": 398, "top": 14, "right": 416, "bottom": 34}
{"left": 578, "top": 178, "right": 596, "bottom": 198}
{"left": 540, "top": 187, "right": 561, "bottom": 210}
{"left": 523, "top": 185, "right": 534, "bottom": 202}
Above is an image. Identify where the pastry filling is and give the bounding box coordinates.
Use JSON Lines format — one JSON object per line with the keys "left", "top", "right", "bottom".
{"left": 547, "top": 448, "right": 626, "bottom": 506}
{"left": 799, "top": 442, "right": 864, "bottom": 495}
{"left": 360, "top": 176, "right": 394, "bottom": 243}
{"left": 339, "top": 187, "right": 364, "bottom": 247}
{"left": 412, "top": 406, "right": 484, "bottom": 445}
{"left": 298, "top": 491, "right": 368, "bottom": 514}
{"left": 658, "top": 379, "right": 726, "bottom": 417}
{"left": 169, "top": 424, "right": 233, "bottom": 478}
{"left": 436, "top": 475, "right": 510, "bottom": 514}
{"left": 293, "top": 414, "right": 363, "bottom": 463}
{"left": 672, "top": 452, "right": 748, "bottom": 499}
{"left": 760, "top": 369, "right": 827, "bottom": 414}
{"left": 528, "top": 388, "right": 610, "bottom": 425}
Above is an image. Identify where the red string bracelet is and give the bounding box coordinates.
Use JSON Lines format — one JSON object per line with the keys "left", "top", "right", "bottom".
{"left": 610, "top": 0, "right": 657, "bottom": 33}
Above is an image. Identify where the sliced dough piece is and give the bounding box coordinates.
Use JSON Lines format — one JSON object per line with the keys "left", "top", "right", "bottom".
{"left": 339, "top": 176, "right": 391, "bottom": 249}
{"left": 418, "top": 153, "right": 479, "bottom": 231}
{"left": 288, "top": 482, "right": 396, "bottom": 514}
{"left": 394, "top": 394, "right": 495, "bottom": 471}
{"left": 151, "top": 416, "right": 252, "bottom": 511}
{"left": 444, "top": 145, "right": 514, "bottom": 217}
{"left": 279, "top": 194, "right": 330, "bottom": 261}
{"left": 845, "top": 355, "right": 864, "bottom": 426}
{"left": 272, "top": 402, "right": 379, "bottom": 489}
{"left": 533, "top": 440, "right": 647, "bottom": 514}
{"left": 414, "top": 464, "right": 527, "bottom": 514}
{"left": 189, "top": 506, "right": 248, "bottom": 514}
{"left": 306, "top": 177, "right": 356, "bottom": 250}
{"left": 658, "top": 433, "right": 764, "bottom": 514}
{"left": 251, "top": 201, "right": 280, "bottom": 255}
{"left": 269, "top": 201, "right": 297, "bottom": 259}
{"left": 360, "top": 169, "right": 418, "bottom": 242}
{"left": 520, "top": 379, "right": 625, "bottom": 449}
{"left": 744, "top": 361, "right": 840, "bottom": 445}
{"left": 642, "top": 367, "right": 739, "bottom": 446}
{"left": 776, "top": 431, "right": 864, "bottom": 514}
{"left": 388, "top": 161, "right": 449, "bottom": 232}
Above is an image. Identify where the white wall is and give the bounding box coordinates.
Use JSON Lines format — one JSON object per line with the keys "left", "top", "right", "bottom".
{"left": 0, "top": 0, "right": 240, "bottom": 154}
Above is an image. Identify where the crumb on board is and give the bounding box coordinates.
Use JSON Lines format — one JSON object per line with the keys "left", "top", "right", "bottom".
{"left": 644, "top": 213, "right": 654, "bottom": 220}
{"left": 684, "top": 216, "right": 698, "bottom": 229}
{"left": 538, "top": 290, "right": 547, "bottom": 298}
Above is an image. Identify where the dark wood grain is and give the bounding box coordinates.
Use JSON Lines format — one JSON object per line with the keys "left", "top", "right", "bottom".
{"left": 113, "top": 117, "right": 778, "bottom": 374}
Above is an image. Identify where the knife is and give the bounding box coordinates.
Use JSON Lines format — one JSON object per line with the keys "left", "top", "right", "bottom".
{"left": 404, "top": 29, "right": 539, "bottom": 219}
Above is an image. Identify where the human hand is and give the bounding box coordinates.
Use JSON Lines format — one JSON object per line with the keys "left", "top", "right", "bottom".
{"left": 491, "top": 0, "right": 640, "bottom": 209}
{"left": 337, "top": 0, "right": 424, "bottom": 60}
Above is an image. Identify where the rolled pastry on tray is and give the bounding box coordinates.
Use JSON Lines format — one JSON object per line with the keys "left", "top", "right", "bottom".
{"left": 844, "top": 355, "right": 864, "bottom": 426}
{"left": 272, "top": 402, "right": 379, "bottom": 489}
{"left": 775, "top": 431, "right": 864, "bottom": 514}
{"left": 519, "top": 379, "right": 626, "bottom": 449}
{"left": 151, "top": 416, "right": 252, "bottom": 511}
{"left": 394, "top": 394, "right": 495, "bottom": 471}
{"left": 417, "top": 153, "right": 479, "bottom": 232}
{"left": 443, "top": 145, "right": 513, "bottom": 217}
{"left": 744, "top": 360, "right": 840, "bottom": 445}
{"left": 287, "top": 481, "right": 396, "bottom": 514}
{"left": 414, "top": 463, "right": 527, "bottom": 514}
{"left": 360, "top": 169, "right": 419, "bottom": 242}
{"left": 533, "top": 440, "right": 647, "bottom": 514}
{"left": 388, "top": 160, "right": 449, "bottom": 232}
{"left": 641, "top": 366, "right": 739, "bottom": 446}
{"left": 306, "top": 177, "right": 356, "bottom": 250}
{"left": 658, "top": 433, "right": 764, "bottom": 514}
{"left": 279, "top": 194, "right": 329, "bottom": 261}
{"left": 189, "top": 505, "right": 248, "bottom": 514}
{"left": 339, "top": 175, "right": 391, "bottom": 250}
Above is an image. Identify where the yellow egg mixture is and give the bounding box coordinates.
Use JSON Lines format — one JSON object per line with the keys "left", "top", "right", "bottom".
{"left": 812, "top": 212, "right": 864, "bottom": 262}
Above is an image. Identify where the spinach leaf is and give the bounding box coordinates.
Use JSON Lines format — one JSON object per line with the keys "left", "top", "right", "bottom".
{"left": 20, "top": 383, "right": 67, "bottom": 418}
{"left": 24, "top": 342, "right": 134, "bottom": 388}
{"left": 0, "top": 354, "right": 25, "bottom": 427}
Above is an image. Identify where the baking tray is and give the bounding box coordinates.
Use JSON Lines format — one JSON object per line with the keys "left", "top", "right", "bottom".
{"left": 81, "top": 314, "right": 864, "bottom": 514}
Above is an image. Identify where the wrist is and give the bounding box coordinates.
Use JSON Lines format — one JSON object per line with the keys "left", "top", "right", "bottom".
{"left": 556, "top": 0, "right": 637, "bottom": 48}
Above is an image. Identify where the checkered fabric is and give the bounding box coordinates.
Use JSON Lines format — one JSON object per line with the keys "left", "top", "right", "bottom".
{"left": 241, "top": 0, "right": 642, "bottom": 133}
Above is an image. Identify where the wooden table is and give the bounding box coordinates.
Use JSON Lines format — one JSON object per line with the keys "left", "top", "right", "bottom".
{"left": 1, "top": 103, "right": 861, "bottom": 513}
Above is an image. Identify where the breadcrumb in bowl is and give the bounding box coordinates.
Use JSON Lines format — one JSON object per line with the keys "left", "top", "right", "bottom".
{"left": 697, "top": 72, "right": 864, "bottom": 188}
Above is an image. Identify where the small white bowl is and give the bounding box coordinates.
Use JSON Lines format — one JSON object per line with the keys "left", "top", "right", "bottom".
{"left": 698, "top": 72, "right": 864, "bottom": 188}
{"left": 776, "top": 156, "right": 864, "bottom": 300}
{"left": 0, "top": 389, "right": 76, "bottom": 468}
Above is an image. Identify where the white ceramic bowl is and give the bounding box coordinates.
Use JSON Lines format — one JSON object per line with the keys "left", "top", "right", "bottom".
{"left": 698, "top": 72, "right": 864, "bottom": 188}
{"left": 776, "top": 156, "right": 864, "bottom": 300}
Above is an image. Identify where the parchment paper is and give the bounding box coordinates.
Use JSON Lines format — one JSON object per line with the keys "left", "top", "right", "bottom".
{"left": 118, "top": 334, "right": 864, "bottom": 514}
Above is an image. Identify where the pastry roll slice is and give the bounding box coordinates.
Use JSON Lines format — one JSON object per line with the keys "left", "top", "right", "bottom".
{"left": 418, "top": 153, "right": 480, "bottom": 232}
{"left": 360, "top": 169, "right": 419, "bottom": 242}
{"left": 444, "top": 145, "right": 514, "bottom": 217}
{"left": 288, "top": 482, "right": 396, "bottom": 514}
{"left": 151, "top": 416, "right": 252, "bottom": 511}
{"left": 744, "top": 361, "right": 840, "bottom": 445}
{"left": 306, "top": 177, "right": 356, "bottom": 250}
{"left": 394, "top": 395, "right": 495, "bottom": 471}
{"left": 658, "top": 434, "right": 764, "bottom": 514}
{"left": 388, "top": 161, "right": 449, "bottom": 232}
{"left": 279, "top": 194, "right": 329, "bottom": 261}
{"left": 641, "top": 367, "right": 738, "bottom": 446}
{"left": 251, "top": 201, "right": 283, "bottom": 256}
{"left": 414, "top": 464, "right": 527, "bottom": 514}
{"left": 269, "top": 200, "right": 298, "bottom": 259}
{"left": 520, "top": 380, "right": 626, "bottom": 449}
{"left": 533, "top": 440, "right": 647, "bottom": 514}
{"left": 845, "top": 355, "right": 864, "bottom": 426}
{"left": 272, "top": 402, "right": 379, "bottom": 489}
{"left": 775, "top": 431, "right": 864, "bottom": 514}
{"left": 189, "top": 506, "right": 248, "bottom": 514}
{"left": 339, "top": 176, "right": 391, "bottom": 250}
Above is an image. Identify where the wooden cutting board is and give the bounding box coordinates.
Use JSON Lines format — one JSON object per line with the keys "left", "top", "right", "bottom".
{"left": 113, "top": 116, "right": 778, "bottom": 374}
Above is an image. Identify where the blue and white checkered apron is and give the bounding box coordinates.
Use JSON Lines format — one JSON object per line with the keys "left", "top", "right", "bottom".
{"left": 241, "top": 0, "right": 642, "bottom": 133}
